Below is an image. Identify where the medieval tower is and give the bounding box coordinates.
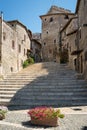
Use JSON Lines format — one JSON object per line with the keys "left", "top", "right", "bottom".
{"left": 40, "top": 5, "right": 75, "bottom": 62}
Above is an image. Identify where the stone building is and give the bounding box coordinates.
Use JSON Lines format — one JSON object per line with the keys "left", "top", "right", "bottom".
{"left": 75, "top": 0, "right": 87, "bottom": 79}
{"left": 40, "top": 5, "right": 75, "bottom": 62}
{"left": 31, "top": 34, "right": 42, "bottom": 62}
{"left": 60, "top": 17, "right": 78, "bottom": 70}
{"left": 0, "top": 17, "right": 31, "bottom": 76}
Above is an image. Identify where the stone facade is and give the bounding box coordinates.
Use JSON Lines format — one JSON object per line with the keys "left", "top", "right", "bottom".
{"left": 0, "top": 18, "right": 31, "bottom": 76}
{"left": 31, "top": 39, "right": 42, "bottom": 62}
{"left": 60, "top": 17, "right": 78, "bottom": 70}
{"left": 75, "top": 0, "right": 87, "bottom": 79}
{"left": 31, "top": 33, "right": 42, "bottom": 62}
{"left": 40, "top": 5, "right": 75, "bottom": 62}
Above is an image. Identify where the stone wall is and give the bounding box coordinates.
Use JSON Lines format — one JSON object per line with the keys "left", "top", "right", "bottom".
{"left": 76, "top": 0, "right": 87, "bottom": 79}
{"left": 40, "top": 6, "right": 74, "bottom": 62}
{"left": 0, "top": 20, "right": 31, "bottom": 76}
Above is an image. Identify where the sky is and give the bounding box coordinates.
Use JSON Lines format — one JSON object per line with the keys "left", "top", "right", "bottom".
{"left": 0, "top": 0, "right": 77, "bottom": 33}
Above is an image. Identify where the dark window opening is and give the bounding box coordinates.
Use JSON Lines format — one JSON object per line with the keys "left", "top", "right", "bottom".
{"left": 24, "top": 48, "right": 26, "bottom": 56}
{"left": 49, "top": 49, "right": 52, "bottom": 54}
{"left": 11, "top": 67, "right": 13, "bottom": 72}
{"left": 67, "top": 43, "right": 69, "bottom": 49}
{"left": 70, "top": 46, "right": 71, "bottom": 52}
{"left": 19, "top": 44, "right": 21, "bottom": 53}
{"left": 79, "top": 29, "right": 81, "bottom": 39}
{"left": 64, "top": 15, "right": 69, "bottom": 19}
{"left": 85, "top": 51, "right": 87, "bottom": 61}
{"left": 50, "top": 17, "right": 53, "bottom": 22}
{"left": 44, "top": 43, "right": 46, "bottom": 45}
{"left": 54, "top": 39, "right": 56, "bottom": 43}
{"left": 12, "top": 40, "right": 15, "bottom": 49}
{"left": 24, "top": 35, "right": 26, "bottom": 41}
{"left": 45, "top": 18, "right": 46, "bottom": 21}
{"left": 47, "top": 31, "right": 48, "bottom": 34}
{"left": 3, "top": 32, "right": 6, "bottom": 40}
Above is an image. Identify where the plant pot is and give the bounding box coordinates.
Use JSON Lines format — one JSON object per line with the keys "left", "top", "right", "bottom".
{"left": 30, "top": 117, "right": 58, "bottom": 127}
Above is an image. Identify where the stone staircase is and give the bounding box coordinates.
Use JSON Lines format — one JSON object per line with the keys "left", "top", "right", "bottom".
{"left": 0, "top": 62, "right": 87, "bottom": 110}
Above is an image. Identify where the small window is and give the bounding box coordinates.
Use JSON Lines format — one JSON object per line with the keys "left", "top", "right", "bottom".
{"left": 46, "top": 31, "right": 48, "bottom": 34}
{"left": 19, "top": 44, "right": 21, "bottom": 53}
{"left": 85, "top": 51, "right": 87, "bottom": 61}
{"left": 50, "top": 17, "right": 53, "bottom": 22}
{"left": 11, "top": 67, "right": 13, "bottom": 72}
{"left": 45, "top": 18, "right": 46, "bottom": 21}
{"left": 54, "top": 39, "right": 56, "bottom": 43}
{"left": 79, "top": 29, "right": 81, "bottom": 39}
{"left": 24, "top": 48, "right": 26, "bottom": 56}
{"left": 0, "top": 55, "right": 1, "bottom": 61}
{"left": 64, "top": 15, "right": 69, "bottom": 19}
{"left": 3, "top": 32, "right": 6, "bottom": 40}
{"left": 49, "top": 49, "right": 52, "bottom": 54}
{"left": 67, "top": 43, "right": 69, "bottom": 49}
{"left": 24, "top": 35, "right": 26, "bottom": 41}
{"left": 12, "top": 40, "right": 15, "bottom": 49}
{"left": 70, "top": 46, "right": 71, "bottom": 52}
{"left": 84, "top": 0, "right": 86, "bottom": 6}
{"left": 44, "top": 43, "right": 46, "bottom": 45}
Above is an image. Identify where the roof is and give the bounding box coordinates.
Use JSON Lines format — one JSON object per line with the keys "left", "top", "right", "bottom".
{"left": 32, "top": 39, "right": 41, "bottom": 46}
{"left": 40, "top": 5, "right": 74, "bottom": 18}
{"left": 7, "top": 20, "right": 32, "bottom": 39}
{"left": 47, "top": 5, "right": 71, "bottom": 14}
{"left": 75, "top": 0, "right": 81, "bottom": 14}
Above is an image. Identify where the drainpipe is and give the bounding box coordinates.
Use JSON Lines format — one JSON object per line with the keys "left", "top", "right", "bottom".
{"left": 0, "top": 11, "right": 3, "bottom": 75}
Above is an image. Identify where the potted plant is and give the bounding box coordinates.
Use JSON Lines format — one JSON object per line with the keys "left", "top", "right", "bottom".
{"left": 28, "top": 106, "right": 64, "bottom": 127}
{"left": 0, "top": 106, "right": 8, "bottom": 120}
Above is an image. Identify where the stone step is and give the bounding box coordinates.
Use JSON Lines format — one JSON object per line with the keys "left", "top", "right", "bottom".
{"left": 0, "top": 62, "right": 87, "bottom": 108}
{"left": 0, "top": 94, "right": 14, "bottom": 98}
{"left": 0, "top": 87, "right": 20, "bottom": 90}
{"left": 8, "top": 98, "right": 87, "bottom": 108}
{"left": 0, "top": 99, "right": 11, "bottom": 105}
{"left": 1, "top": 79, "right": 85, "bottom": 83}
{"left": 0, "top": 91, "right": 16, "bottom": 94}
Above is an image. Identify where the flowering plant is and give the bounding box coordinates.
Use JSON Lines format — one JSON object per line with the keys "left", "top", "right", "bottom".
{"left": 28, "top": 106, "right": 64, "bottom": 120}
{"left": 0, "top": 106, "right": 8, "bottom": 120}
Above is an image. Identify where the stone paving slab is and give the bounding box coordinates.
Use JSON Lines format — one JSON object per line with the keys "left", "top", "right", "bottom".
{"left": 0, "top": 107, "right": 87, "bottom": 130}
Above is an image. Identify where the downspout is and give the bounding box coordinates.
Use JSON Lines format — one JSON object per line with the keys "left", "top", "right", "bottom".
{"left": 0, "top": 12, "right": 3, "bottom": 75}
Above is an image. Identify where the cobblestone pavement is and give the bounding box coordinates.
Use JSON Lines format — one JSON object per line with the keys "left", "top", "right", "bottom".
{"left": 0, "top": 106, "right": 87, "bottom": 130}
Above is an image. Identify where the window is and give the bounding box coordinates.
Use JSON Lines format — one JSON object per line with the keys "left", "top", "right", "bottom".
{"left": 3, "top": 32, "right": 6, "bottom": 40}
{"left": 44, "top": 43, "right": 46, "bottom": 45}
{"left": 49, "top": 49, "right": 52, "bottom": 54}
{"left": 46, "top": 31, "right": 48, "bottom": 34}
{"left": 84, "top": 0, "right": 86, "bottom": 6}
{"left": 12, "top": 40, "right": 15, "bottom": 49}
{"left": 85, "top": 51, "right": 87, "bottom": 61}
{"left": 64, "top": 15, "right": 69, "bottom": 19}
{"left": 24, "top": 48, "right": 26, "bottom": 56}
{"left": 0, "top": 54, "right": 1, "bottom": 62}
{"left": 11, "top": 67, "right": 13, "bottom": 72}
{"left": 24, "top": 35, "right": 26, "bottom": 41}
{"left": 19, "top": 44, "right": 21, "bottom": 53}
{"left": 70, "top": 46, "right": 71, "bottom": 52}
{"left": 54, "top": 39, "right": 56, "bottom": 43}
{"left": 45, "top": 18, "right": 46, "bottom": 21}
{"left": 67, "top": 43, "right": 69, "bottom": 49}
{"left": 79, "top": 29, "right": 81, "bottom": 39}
{"left": 50, "top": 17, "right": 53, "bottom": 22}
